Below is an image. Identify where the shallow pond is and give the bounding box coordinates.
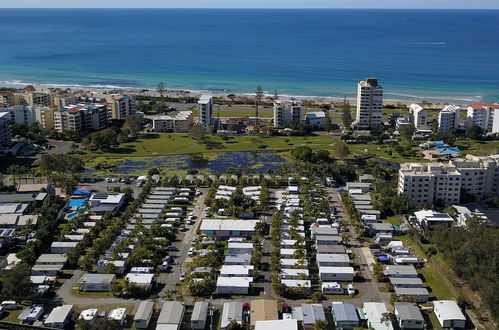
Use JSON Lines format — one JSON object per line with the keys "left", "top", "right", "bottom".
{"left": 86, "top": 151, "right": 287, "bottom": 175}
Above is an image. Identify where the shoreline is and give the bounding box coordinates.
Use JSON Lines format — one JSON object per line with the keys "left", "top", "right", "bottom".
{"left": 0, "top": 79, "right": 483, "bottom": 106}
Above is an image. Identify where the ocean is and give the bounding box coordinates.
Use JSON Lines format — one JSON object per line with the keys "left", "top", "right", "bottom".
{"left": 1, "top": 9, "right": 499, "bottom": 102}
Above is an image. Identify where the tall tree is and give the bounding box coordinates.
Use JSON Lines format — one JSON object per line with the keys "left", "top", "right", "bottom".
{"left": 157, "top": 82, "right": 166, "bottom": 112}
{"left": 255, "top": 86, "right": 264, "bottom": 127}
{"left": 342, "top": 96, "right": 352, "bottom": 129}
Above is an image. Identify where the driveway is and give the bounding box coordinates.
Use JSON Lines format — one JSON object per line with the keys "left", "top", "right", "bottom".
{"left": 159, "top": 188, "right": 208, "bottom": 297}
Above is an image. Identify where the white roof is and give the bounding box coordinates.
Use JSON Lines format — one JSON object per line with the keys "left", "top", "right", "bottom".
{"left": 255, "top": 319, "right": 298, "bottom": 330}
{"left": 45, "top": 305, "right": 73, "bottom": 324}
{"left": 322, "top": 282, "right": 342, "bottom": 289}
{"left": 363, "top": 302, "right": 389, "bottom": 322}
{"left": 200, "top": 219, "right": 258, "bottom": 232}
{"left": 433, "top": 300, "right": 466, "bottom": 321}
{"left": 316, "top": 254, "right": 350, "bottom": 263}
{"left": 216, "top": 276, "right": 252, "bottom": 288}
{"left": 414, "top": 210, "right": 454, "bottom": 223}
{"left": 280, "top": 248, "right": 297, "bottom": 255}
{"left": 280, "top": 259, "right": 308, "bottom": 267}
{"left": 108, "top": 307, "right": 127, "bottom": 321}
{"left": 319, "top": 266, "right": 354, "bottom": 274}
{"left": 125, "top": 273, "right": 154, "bottom": 285}
{"left": 198, "top": 94, "right": 213, "bottom": 104}
{"left": 281, "top": 280, "right": 311, "bottom": 288}
{"left": 228, "top": 242, "right": 253, "bottom": 249}
{"left": 89, "top": 193, "right": 124, "bottom": 204}
{"left": 220, "top": 265, "right": 254, "bottom": 276}
{"left": 51, "top": 241, "right": 78, "bottom": 248}
{"left": 280, "top": 269, "right": 309, "bottom": 277}
{"left": 79, "top": 309, "right": 98, "bottom": 321}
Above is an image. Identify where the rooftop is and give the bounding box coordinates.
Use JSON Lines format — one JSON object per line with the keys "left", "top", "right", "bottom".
{"left": 157, "top": 301, "right": 184, "bottom": 325}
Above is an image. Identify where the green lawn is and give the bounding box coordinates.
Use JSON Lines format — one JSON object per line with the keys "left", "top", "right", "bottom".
{"left": 81, "top": 134, "right": 335, "bottom": 158}
{"left": 71, "top": 288, "right": 115, "bottom": 298}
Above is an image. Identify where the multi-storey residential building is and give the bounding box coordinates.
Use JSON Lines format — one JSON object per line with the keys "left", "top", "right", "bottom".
{"left": 398, "top": 155, "right": 499, "bottom": 206}
{"left": 354, "top": 78, "right": 383, "bottom": 129}
{"left": 198, "top": 95, "right": 213, "bottom": 127}
{"left": 409, "top": 104, "right": 428, "bottom": 130}
{"left": 42, "top": 104, "right": 108, "bottom": 132}
{"left": 0, "top": 92, "right": 14, "bottom": 107}
{"left": 109, "top": 95, "right": 136, "bottom": 120}
{"left": 21, "top": 92, "right": 51, "bottom": 107}
{"left": 3, "top": 106, "right": 36, "bottom": 125}
{"left": 273, "top": 100, "right": 303, "bottom": 128}
{"left": 153, "top": 111, "right": 193, "bottom": 133}
{"left": 466, "top": 102, "right": 499, "bottom": 134}
{"left": 0, "top": 112, "right": 12, "bottom": 147}
{"left": 438, "top": 105, "right": 460, "bottom": 133}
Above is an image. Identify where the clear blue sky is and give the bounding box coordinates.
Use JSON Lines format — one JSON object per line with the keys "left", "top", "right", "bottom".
{"left": 2, "top": 0, "right": 499, "bottom": 9}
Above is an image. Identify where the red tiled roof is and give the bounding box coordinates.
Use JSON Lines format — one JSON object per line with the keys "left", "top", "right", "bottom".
{"left": 469, "top": 102, "right": 499, "bottom": 110}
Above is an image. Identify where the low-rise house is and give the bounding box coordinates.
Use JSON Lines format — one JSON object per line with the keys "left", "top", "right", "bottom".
{"left": 88, "top": 193, "right": 125, "bottom": 214}
{"left": 316, "top": 235, "right": 342, "bottom": 245}
{"left": 280, "top": 239, "right": 298, "bottom": 248}
{"left": 384, "top": 265, "right": 418, "bottom": 278}
{"left": 134, "top": 300, "right": 154, "bottom": 329}
{"left": 301, "top": 304, "right": 326, "bottom": 329}
{"left": 44, "top": 304, "right": 73, "bottom": 329}
{"left": 78, "top": 309, "right": 98, "bottom": 326}
{"left": 220, "top": 265, "right": 254, "bottom": 277}
{"left": 18, "top": 305, "right": 44, "bottom": 323}
{"left": 97, "top": 259, "right": 126, "bottom": 274}
{"left": 227, "top": 242, "right": 253, "bottom": 254}
{"left": 1, "top": 253, "right": 20, "bottom": 270}
{"left": 64, "top": 234, "right": 84, "bottom": 242}
{"left": 393, "top": 255, "right": 419, "bottom": 265}
{"left": 361, "top": 302, "right": 394, "bottom": 330}
{"left": 318, "top": 266, "right": 354, "bottom": 282}
{"left": 280, "top": 248, "right": 297, "bottom": 259}
{"left": 221, "top": 302, "right": 243, "bottom": 329}
{"left": 108, "top": 307, "right": 127, "bottom": 325}
{"left": 191, "top": 301, "right": 209, "bottom": 329}
{"left": 125, "top": 273, "right": 155, "bottom": 289}
{"left": 50, "top": 241, "right": 77, "bottom": 254}
{"left": 280, "top": 258, "right": 308, "bottom": 269}
{"left": 200, "top": 219, "right": 259, "bottom": 237}
{"left": 433, "top": 300, "right": 466, "bottom": 329}
{"left": 394, "top": 287, "right": 429, "bottom": 303}
{"left": 359, "top": 209, "right": 381, "bottom": 219}
{"left": 317, "top": 245, "right": 347, "bottom": 254}
{"left": 157, "top": 301, "right": 185, "bottom": 330}
{"left": 31, "top": 264, "right": 63, "bottom": 276}
{"left": 394, "top": 303, "right": 425, "bottom": 329}
{"left": 281, "top": 279, "right": 311, "bottom": 288}
{"left": 250, "top": 299, "right": 278, "bottom": 326}
{"left": 255, "top": 319, "right": 298, "bottom": 330}
{"left": 331, "top": 302, "right": 359, "bottom": 329}
{"left": 389, "top": 277, "right": 424, "bottom": 288}
{"left": 216, "top": 276, "right": 252, "bottom": 294}
{"left": 311, "top": 226, "right": 338, "bottom": 239}
{"left": 368, "top": 223, "right": 394, "bottom": 236}
{"left": 224, "top": 254, "right": 251, "bottom": 265}
{"left": 316, "top": 253, "right": 350, "bottom": 267}
{"left": 413, "top": 210, "right": 454, "bottom": 229}
{"left": 322, "top": 282, "right": 344, "bottom": 295}
{"left": 78, "top": 273, "right": 115, "bottom": 292}
{"left": 346, "top": 182, "right": 371, "bottom": 192}
{"left": 280, "top": 268, "right": 309, "bottom": 280}
{"left": 361, "top": 214, "right": 378, "bottom": 224}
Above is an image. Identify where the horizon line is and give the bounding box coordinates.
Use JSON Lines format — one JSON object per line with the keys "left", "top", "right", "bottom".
{"left": 3, "top": 7, "right": 499, "bottom": 10}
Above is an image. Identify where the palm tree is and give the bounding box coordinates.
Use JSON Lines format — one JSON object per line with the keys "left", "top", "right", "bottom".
{"left": 255, "top": 86, "right": 263, "bottom": 128}
{"left": 7, "top": 165, "right": 20, "bottom": 184}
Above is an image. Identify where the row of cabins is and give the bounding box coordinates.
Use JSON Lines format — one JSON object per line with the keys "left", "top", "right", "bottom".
{"left": 217, "top": 237, "right": 255, "bottom": 295}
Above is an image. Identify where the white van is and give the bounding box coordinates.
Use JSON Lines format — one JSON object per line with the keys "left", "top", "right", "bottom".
{"left": 1, "top": 301, "right": 17, "bottom": 310}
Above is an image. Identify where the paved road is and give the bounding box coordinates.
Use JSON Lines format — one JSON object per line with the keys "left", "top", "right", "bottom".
{"left": 159, "top": 188, "right": 208, "bottom": 297}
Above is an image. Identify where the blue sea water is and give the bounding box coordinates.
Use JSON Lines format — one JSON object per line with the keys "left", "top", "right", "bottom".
{"left": 1, "top": 9, "right": 499, "bottom": 102}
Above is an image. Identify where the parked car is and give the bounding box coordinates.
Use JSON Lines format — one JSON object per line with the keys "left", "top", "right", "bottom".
{"left": 180, "top": 272, "right": 186, "bottom": 282}
{"left": 188, "top": 248, "right": 195, "bottom": 256}
{"left": 166, "top": 245, "right": 178, "bottom": 251}
{"left": 347, "top": 284, "right": 356, "bottom": 295}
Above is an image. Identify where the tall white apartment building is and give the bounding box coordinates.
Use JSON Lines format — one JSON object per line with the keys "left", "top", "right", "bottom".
{"left": 438, "top": 105, "right": 460, "bottom": 133}
{"left": 273, "top": 100, "right": 303, "bottom": 128}
{"left": 354, "top": 78, "right": 383, "bottom": 129}
{"left": 198, "top": 95, "right": 213, "bottom": 127}
{"left": 409, "top": 104, "right": 428, "bottom": 130}
{"left": 398, "top": 155, "right": 499, "bottom": 206}
{"left": 466, "top": 102, "right": 499, "bottom": 134}
{"left": 153, "top": 111, "right": 193, "bottom": 133}
{"left": 43, "top": 104, "right": 108, "bottom": 132}
{"left": 3, "top": 106, "right": 36, "bottom": 125}
{"left": 0, "top": 112, "right": 12, "bottom": 147}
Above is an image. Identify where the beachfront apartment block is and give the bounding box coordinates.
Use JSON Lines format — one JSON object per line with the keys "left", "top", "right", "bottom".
{"left": 273, "top": 100, "right": 303, "bottom": 128}
{"left": 398, "top": 155, "right": 499, "bottom": 206}
{"left": 38, "top": 103, "right": 108, "bottom": 132}
{"left": 153, "top": 111, "right": 193, "bottom": 133}
{"left": 354, "top": 77, "right": 383, "bottom": 129}
{"left": 409, "top": 104, "right": 428, "bottom": 130}
{"left": 0, "top": 112, "right": 12, "bottom": 147}
{"left": 198, "top": 94, "right": 213, "bottom": 127}
{"left": 438, "top": 105, "right": 460, "bottom": 133}
{"left": 109, "top": 95, "right": 136, "bottom": 120}
{"left": 2, "top": 106, "right": 37, "bottom": 126}
{"left": 466, "top": 102, "right": 499, "bottom": 134}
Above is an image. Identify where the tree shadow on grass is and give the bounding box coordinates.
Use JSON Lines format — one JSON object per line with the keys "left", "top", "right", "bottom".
{"left": 107, "top": 147, "right": 136, "bottom": 154}
{"left": 205, "top": 141, "right": 226, "bottom": 150}
{"left": 140, "top": 133, "right": 160, "bottom": 140}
